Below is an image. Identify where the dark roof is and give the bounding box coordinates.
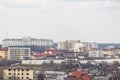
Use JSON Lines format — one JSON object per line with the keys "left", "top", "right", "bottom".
{"left": 0, "top": 48, "right": 8, "bottom": 51}
{"left": 81, "top": 62, "right": 97, "bottom": 67}
{"left": 4, "top": 66, "right": 34, "bottom": 70}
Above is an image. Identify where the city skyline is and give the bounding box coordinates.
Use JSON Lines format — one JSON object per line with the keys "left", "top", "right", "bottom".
{"left": 0, "top": 0, "right": 120, "bottom": 43}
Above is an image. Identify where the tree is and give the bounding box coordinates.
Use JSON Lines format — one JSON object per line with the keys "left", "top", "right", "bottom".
{"left": 113, "top": 61, "right": 120, "bottom": 66}
{"left": 50, "top": 60, "right": 54, "bottom": 65}
{"left": 0, "top": 69, "right": 3, "bottom": 80}
{"left": 37, "top": 73, "right": 45, "bottom": 80}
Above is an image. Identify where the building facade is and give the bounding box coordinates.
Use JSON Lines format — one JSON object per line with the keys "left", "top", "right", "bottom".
{"left": 8, "top": 47, "right": 31, "bottom": 61}
{"left": 57, "top": 40, "right": 81, "bottom": 51}
{"left": 3, "top": 66, "right": 34, "bottom": 80}
{"left": 74, "top": 43, "right": 86, "bottom": 52}
{"left": 2, "top": 37, "right": 53, "bottom": 52}
{"left": 57, "top": 42, "right": 67, "bottom": 50}
{"left": 88, "top": 50, "right": 104, "bottom": 58}
{"left": 66, "top": 40, "right": 81, "bottom": 51}
{"left": 0, "top": 49, "right": 8, "bottom": 60}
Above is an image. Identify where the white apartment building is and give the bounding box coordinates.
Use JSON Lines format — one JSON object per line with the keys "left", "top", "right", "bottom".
{"left": 88, "top": 50, "right": 104, "bottom": 58}
{"left": 8, "top": 47, "right": 31, "bottom": 61}
{"left": 66, "top": 40, "right": 81, "bottom": 50}
{"left": 57, "top": 40, "right": 81, "bottom": 51}
{"left": 2, "top": 36, "right": 53, "bottom": 48}
{"left": 74, "top": 43, "right": 86, "bottom": 52}
{"left": 57, "top": 42, "right": 67, "bottom": 50}
{"left": 90, "top": 42, "right": 99, "bottom": 49}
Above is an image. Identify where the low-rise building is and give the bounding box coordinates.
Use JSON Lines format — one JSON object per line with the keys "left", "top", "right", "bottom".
{"left": 22, "top": 60, "right": 65, "bottom": 65}
{"left": 88, "top": 50, "right": 104, "bottom": 58}
{"left": 44, "top": 71, "right": 67, "bottom": 80}
{"left": 68, "top": 71, "right": 91, "bottom": 80}
{"left": 3, "top": 66, "right": 34, "bottom": 80}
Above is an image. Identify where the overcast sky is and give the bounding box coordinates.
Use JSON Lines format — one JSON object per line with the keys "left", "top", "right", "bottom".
{"left": 0, "top": 0, "right": 120, "bottom": 43}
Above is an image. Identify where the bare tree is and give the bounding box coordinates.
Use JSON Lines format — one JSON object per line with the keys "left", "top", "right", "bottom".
{"left": 37, "top": 72, "right": 45, "bottom": 80}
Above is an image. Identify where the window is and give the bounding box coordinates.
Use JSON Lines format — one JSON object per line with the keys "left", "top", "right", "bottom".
{"left": 8, "top": 69, "right": 11, "bottom": 71}
{"left": 9, "top": 77, "right": 11, "bottom": 79}
{"left": 8, "top": 73, "right": 11, "bottom": 75}
{"left": 26, "top": 69, "right": 29, "bottom": 71}
{"left": 22, "top": 77, "right": 24, "bottom": 79}
{"left": 26, "top": 77, "right": 29, "bottom": 79}
{"left": 18, "top": 69, "right": 20, "bottom": 71}
{"left": 26, "top": 73, "right": 29, "bottom": 75}
{"left": 22, "top": 73, "right": 24, "bottom": 75}
{"left": 18, "top": 73, "right": 20, "bottom": 75}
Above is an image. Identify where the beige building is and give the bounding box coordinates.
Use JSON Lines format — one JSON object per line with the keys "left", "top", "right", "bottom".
{"left": 3, "top": 66, "right": 34, "bottom": 80}
{"left": 0, "top": 49, "right": 7, "bottom": 60}
{"left": 57, "top": 42, "right": 67, "bottom": 50}
{"left": 58, "top": 40, "right": 81, "bottom": 51}
{"left": 104, "top": 50, "right": 113, "bottom": 56}
{"left": 74, "top": 43, "right": 86, "bottom": 52}
{"left": 58, "top": 40, "right": 88, "bottom": 52}
{"left": 66, "top": 40, "right": 81, "bottom": 50}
